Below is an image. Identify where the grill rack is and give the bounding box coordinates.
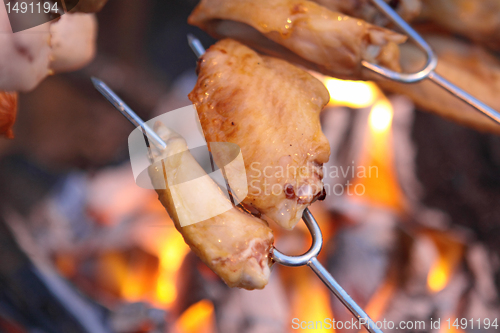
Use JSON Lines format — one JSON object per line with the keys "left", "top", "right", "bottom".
{"left": 92, "top": 2, "right": 500, "bottom": 332}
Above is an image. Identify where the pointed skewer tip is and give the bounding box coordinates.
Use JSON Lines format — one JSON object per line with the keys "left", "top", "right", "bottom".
{"left": 91, "top": 76, "right": 102, "bottom": 87}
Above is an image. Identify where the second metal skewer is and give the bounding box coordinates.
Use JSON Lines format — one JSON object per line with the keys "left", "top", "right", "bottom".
{"left": 186, "top": 34, "right": 385, "bottom": 333}
{"left": 364, "top": 0, "right": 500, "bottom": 125}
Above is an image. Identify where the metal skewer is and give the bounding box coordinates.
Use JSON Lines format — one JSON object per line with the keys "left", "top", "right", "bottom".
{"left": 93, "top": 74, "right": 384, "bottom": 333}
{"left": 91, "top": 77, "right": 166, "bottom": 151}
{"left": 364, "top": 0, "right": 500, "bottom": 125}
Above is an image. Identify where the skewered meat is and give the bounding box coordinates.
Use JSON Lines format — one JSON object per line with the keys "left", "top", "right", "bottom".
{"left": 0, "top": 4, "right": 98, "bottom": 91}
{"left": 378, "top": 34, "right": 500, "bottom": 134}
{"left": 0, "top": 4, "right": 51, "bottom": 92}
{"left": 188, "top": 0, "right": 406, "bottom": 80}
{"left": 312, "top": 0, "right": 422, "bottom": 26}
{"left": 420, "top": 0, "right": 500, "bottom": 52}
{"left": 0, "top": 0, "right": 105, "bottom": 137}
{"left": 50, "top": 13, "right": 97, "bottom": 72}
{"left": 149, "top": 122, "right": 274, "bottom": 290}
{"left": 0, "top": 92, "right": 18, "bottom": 139}
{"left": 189, "top": 39, "right": 330, "bottom": 230}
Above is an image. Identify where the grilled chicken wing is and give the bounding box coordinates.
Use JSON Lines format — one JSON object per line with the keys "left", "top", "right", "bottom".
{"left": 188, "top": 0, "right": 406, "bottom": 80}
{"left": 421, "top": 0, "right": 500, "bottom": 52}
{"left": 149, "top": 122, "right": 274, "bottom": 290}
{"left": 189, "top": 39, "right": 330, "bottom": 230}
{"left": 0, "top": 92, "right": 17, "bottom": 139}
{"left": 312, "top": 0, "right": 422, "bottom": 26}
{"left": 378, "top": 34, "right": 500, "bottom": 134}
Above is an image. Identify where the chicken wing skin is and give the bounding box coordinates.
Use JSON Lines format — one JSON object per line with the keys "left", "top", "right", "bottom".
{"left": 420, "top": 0, "right": 500, "bottom": 52}
{"left": 378, "top": 34, "right": 500, "bottom": 134}
{"left": 312, "top": 0, "right": 422, "bottom": 26}
{"left": 189, "top": 39, "right": 330, "bottom": 230}
{"left": 149, "top": 122, "right": 274, "bottom": 290}
{"left": 188, "top": 0, "right": 406, "bottom": 80}
{"left": 0, "top": 92, "right": 17, "bottom": 139}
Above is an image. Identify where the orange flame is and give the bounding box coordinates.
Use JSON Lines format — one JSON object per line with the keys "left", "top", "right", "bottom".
{"left": 363, "top": 279, "right": 396, "bottom": 324}
{"left": 427, "top": 233, "right": 464, "bottom": 293}
{"left": 369, "top": 99, "right": 394, "bottom": 134}
{"left": 155, "top": 232, "right": 190, "bottom": 306}
{"left": 352, "top": 98, "right": 405, "bottom": 212}
{"left": 95, "top": 221, "right": 190, "bottom": 308}
{"left": 428, "top": 258, "right": 451, "bottom": 293}
{"left": 323, "top": 77, "right": 380, "bottom": 108}
{"left": 289, "top": 268, "right": 334, "bottom": 333}
{"left": 174, "top": 300, "right": 215, "bottom": 333}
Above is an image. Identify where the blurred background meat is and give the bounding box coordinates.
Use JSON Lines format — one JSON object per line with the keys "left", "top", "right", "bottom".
{"left": 0, "top": 0, "right": 500, "bottom": 333}
{"left": 0, "top": 92, "right": 17, "bottom": 139}
{"left": 312, "top": 0, "right": 422, "bottom": 26}
{"left": 188, "top": 0, "right": 407, "bottom": 79}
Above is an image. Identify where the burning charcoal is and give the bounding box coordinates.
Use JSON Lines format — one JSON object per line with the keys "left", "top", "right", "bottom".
{"left": 0, "top": 217, "right": 112, "bottom": 333}
{"left": 173, "top": 252, "right": 289, "bottom": 333}
{"left": 412, "top": 110, "right": 500, "bottom": 291}
{"left": 213, "top": 273, "right": 289, "bottom": 333}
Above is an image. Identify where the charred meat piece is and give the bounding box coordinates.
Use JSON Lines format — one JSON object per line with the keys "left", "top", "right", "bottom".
{"left": 189, "top": 39, "right": 330, "bottom": 230}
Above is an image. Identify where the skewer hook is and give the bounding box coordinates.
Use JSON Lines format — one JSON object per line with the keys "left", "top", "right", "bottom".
{"left": 365, "top": 0, "right": 500, "bottom": 125}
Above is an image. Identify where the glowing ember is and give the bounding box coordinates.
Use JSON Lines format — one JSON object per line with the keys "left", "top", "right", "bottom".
{"left": 175, "top": 300, "right": 215, "bottom": 333}
{"left": 98, "top": 251, "right": 129, "bottom": 297}
{"left": 119, "top": 251, "right": 160, "bottom": 302}
{"left": 362, "top": 278, "right": 396, "bottom": 326}
{"left": 427, "top": 233, "right": 464, "bottom": 293}
{"left": 428, "top": 259, "right": 450, "bottom": 293}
